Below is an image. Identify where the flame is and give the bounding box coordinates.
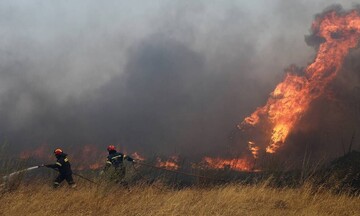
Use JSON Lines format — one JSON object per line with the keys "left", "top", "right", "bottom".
{"left": 19, "top": 144, "right": 52, "bottom": 160}
{"left": 248, "top": 141, "right": 259, "bottom": 158}
{"left": 72, "top": 144, "right": 106, "bottom": 170}
{"left": 131, "top": 152, "right": 146, "bottom": 161}
{"left": 239, "top": 9, "right": 360, "bottom": 156}
{"left": 202, "top": 157, "right": 253, "bottom": 171}
{"left": 156, "top": 155, "right": 179, "bottom": 170}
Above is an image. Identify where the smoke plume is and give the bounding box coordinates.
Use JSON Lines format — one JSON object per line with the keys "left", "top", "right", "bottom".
{"left": 0, "top": 1, "right": 359, "bottom": 162}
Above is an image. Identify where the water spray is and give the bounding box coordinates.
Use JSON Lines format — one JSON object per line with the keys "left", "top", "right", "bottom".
{"left": 2, "top": 166, "right": 42, "bottom": 182}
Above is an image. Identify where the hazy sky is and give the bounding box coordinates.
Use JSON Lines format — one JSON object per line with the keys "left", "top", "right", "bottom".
{"left": 1, "top": 1, "right": 359, "bottom": 157}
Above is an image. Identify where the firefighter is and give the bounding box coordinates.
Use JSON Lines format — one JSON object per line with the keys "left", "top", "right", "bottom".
{"left": 103, "top": 145, "right": 135, "bottom": 183}
{"left": 44, "top": 148, "right": 76, "bottom": 188}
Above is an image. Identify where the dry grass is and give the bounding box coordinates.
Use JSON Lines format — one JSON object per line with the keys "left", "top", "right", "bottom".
{"left": 0, "top": 181, "right": 359, "bottom": 216}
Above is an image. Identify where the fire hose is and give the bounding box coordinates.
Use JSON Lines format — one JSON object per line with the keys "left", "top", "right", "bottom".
{"left": 73, "top": 172, "right": 99, "bottom": 185}
{"left": 131, "top": 163, "right": 164, "bottom": 191}
{"left": 43, "top": 166, "right": 99, "bottom": 185}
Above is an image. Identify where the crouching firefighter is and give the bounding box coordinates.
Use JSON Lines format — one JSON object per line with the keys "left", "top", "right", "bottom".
{"left": 103, "top": 145, "right": 135, "bottom": 183}
{"left": 44, "top": 148, "right": 76, "bottom": 188}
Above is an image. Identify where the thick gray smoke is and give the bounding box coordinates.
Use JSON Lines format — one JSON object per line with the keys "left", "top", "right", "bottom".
{"left": 0, "top": 1, "right": 358, "bottom": 159}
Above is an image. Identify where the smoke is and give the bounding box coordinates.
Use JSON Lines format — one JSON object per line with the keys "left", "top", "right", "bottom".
{"left": 0, "top": 1, "right": 359, "bottom": 159}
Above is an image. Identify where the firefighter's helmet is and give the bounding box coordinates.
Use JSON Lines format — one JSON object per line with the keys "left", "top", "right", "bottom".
{"left": 54, "top": 148, "right": 63, "bottom": 155}
{"left": 107, "top": 145, "right": 116, "bottom": 151}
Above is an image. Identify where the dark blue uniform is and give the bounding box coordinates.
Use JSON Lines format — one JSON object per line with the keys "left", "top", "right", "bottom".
{"left": 46, "top": 153, "right": 75, "bottom": 188}
{"left": 104, "top": 150, "right": 134, "bottom": 182}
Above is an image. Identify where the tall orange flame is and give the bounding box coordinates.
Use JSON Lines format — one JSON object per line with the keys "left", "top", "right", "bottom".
{"left": 239, "top": 9, "right": 360, "bottom": 156}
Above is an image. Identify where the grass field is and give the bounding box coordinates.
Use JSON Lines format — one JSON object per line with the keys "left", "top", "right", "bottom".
{"left": 0, "top": 181, "right": 359, "bottom": 216}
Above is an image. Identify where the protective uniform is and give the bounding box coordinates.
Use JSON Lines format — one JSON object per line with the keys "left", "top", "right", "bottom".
{"left": 104, "top": 145, "right": 134, "bottom": 183}
{"left": 45, "top": 149, "right": 76, "bottom": 188}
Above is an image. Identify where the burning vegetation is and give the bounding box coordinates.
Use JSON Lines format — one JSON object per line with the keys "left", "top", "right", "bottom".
{"left": 213, "top": 7, "right": 360, "bottom": 170}
{"left": 2, "top": 3, "right": 360, "bottom": 216}
{"left": 156, "top": 156, "right": 180, "bottom": 170}
{"left": 201, "top": 157, "right": 253, "bottom": 172}
{"left": 9, "top": 7, "right": 360, "bottom": 174}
